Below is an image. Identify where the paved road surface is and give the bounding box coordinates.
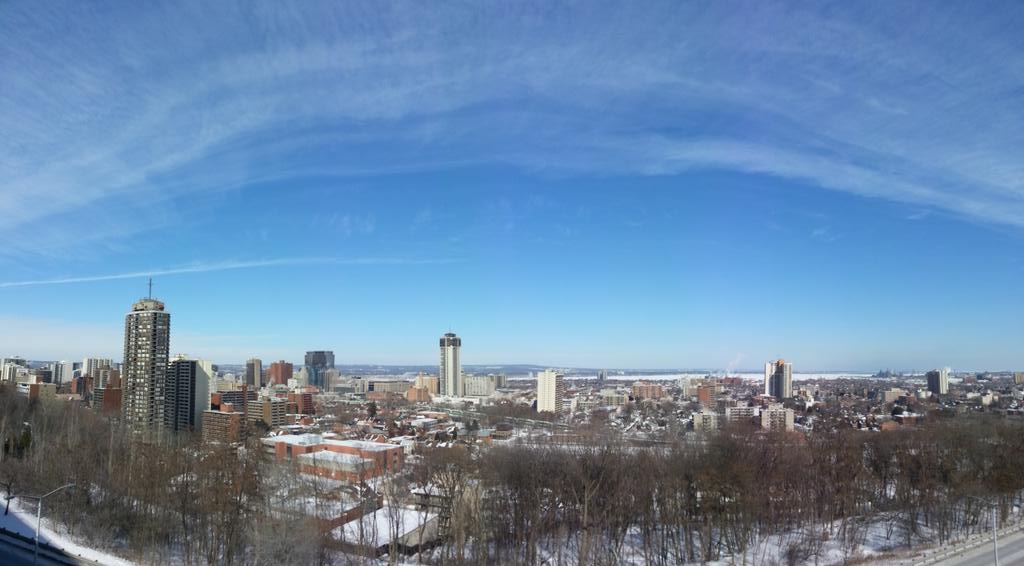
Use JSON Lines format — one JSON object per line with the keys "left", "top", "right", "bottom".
{"left": 933, "top": 528, "right": 1024, "bottom": 566}
{"left": 0, "top": 543, "right": 75, "bottom": 566}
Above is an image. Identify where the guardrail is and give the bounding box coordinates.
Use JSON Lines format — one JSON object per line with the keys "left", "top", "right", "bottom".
{"left": 905, "top": 519, "right": 1024, "bottom": 565}
{"left": 0, "top": 525, "right": 104, "bottom": 566}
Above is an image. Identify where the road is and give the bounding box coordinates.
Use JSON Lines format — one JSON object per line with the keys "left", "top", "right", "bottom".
{"left": 932, "top": 527, "right": 1024, "bottom": 566}
{"left": 0, "top": 542, "right": 76, "bottom": 566}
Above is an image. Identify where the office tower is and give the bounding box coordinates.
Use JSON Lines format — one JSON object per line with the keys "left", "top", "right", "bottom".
{"left": 536, "top": 369, "right": 565, "bottom": 413}
{"left": 122, "top": 296, "right": 171, "bottom": 436}
{"left": 926, "top": 367, "right": 949, "bottom": 395}
{"left": 0, "top": 358, "right": 27, "bottom": 382}
{"left": 489, "top": 373, "right": 508, "bottom": 389}
{"left": 247, "top": 397, "right": 287, "bottom": 428}
{"left": 165, "top": 356, "right": 211, "bottom": 433}
{"left": 268, "top": 360, "right": 293, "bottom": 385}
{"left": 82, "top": 357, "right": 113, "bottom": 379}
{"left": 321, "top": 368, "right": 341, "bottom": 390}
{"left": 0, "top": 357, "right": 28, "bottom": 369}
{"left": 1016, "top": 372, "right": 1024, "bottom": 385}
{"left": 764, "top": 359, "right": 793, "bottom": 399}
{"left": 304, "top": 351, "right": 335, "bottom": 389}
{"left": 245, "top": 358, "right": 263, "bottom": 388}
{"left": 55, "top": 360, "right": 74, "bottom": 385}
{"left": 439, "top": 332, "right": 462, "bottom": 397}
{"left": 598, "top": 369, "right": 607, "bottom": 383}
{"left": 93, "top": 386, "right": 122, "bottom": 414}
{"left": 414, "top": 373, "right": 440, "bottom": 395}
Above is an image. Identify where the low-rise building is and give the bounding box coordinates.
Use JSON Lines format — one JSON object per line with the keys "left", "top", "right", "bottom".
{"left": 247, "top": 397, "right": 288, "bottom": 428}
{"left": 724, "top": 405, "right": 758, "bottom": 424}
{"left": 631, "top": 381, "right": 665, "bottom": 400}
{"left": 760, "top": 403, "right": 794, "bottom": 432}
{"left": 202, "top": 403, "right": 245, "bottom": 444}
{"left": 693, "top": 409, "right": 719, "bottom": 432}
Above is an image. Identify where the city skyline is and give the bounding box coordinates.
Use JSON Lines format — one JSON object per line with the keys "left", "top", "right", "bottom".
{"left": 0, "top": 287, "right": 1008, "bottom": 373}
{"left": 2, "top": 2, "right": 1024, "bottom": 370}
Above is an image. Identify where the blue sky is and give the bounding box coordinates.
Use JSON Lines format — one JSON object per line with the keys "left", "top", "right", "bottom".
{"left": 1, "top": 1, "right": 1023, "bottom": 370}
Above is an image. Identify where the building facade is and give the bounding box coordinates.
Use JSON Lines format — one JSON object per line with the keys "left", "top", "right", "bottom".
{"left": 245, "top": 358, "right": 263, "bottom": 389}
{"left": 760, "top": 403, "right": 795, "bottom": 431}
{"left": 304, "top": 351, "right": 335, "bottom": 390}
{"left": 122, "top": 297, "right": 171, "bottom": 436}
{"left": 926, "top": 368, "right": 949, "bottom": 395}
{"left": 439, "top": 332, "right": 462, "bottom": 397}
{"left": 165, "top": 357, "right": 210, "bottom": 433}
{"left": 764, "top": 359, "right": 793, "bottom": 399}
{"left": 247, "top": 397, "right": 287, "bottom": 428}
{"left": 464, "top": 375, "right": 496, "bottom": 397}
{"left": 536, "top": 369, "right": 565, "bottom": 413}
{"left": 268, "top": 360, "right": 293, "bottom": 385}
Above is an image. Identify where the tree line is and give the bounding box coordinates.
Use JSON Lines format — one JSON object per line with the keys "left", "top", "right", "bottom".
{"left": 2, "top": 382, "right": 1024, "bottom": 565}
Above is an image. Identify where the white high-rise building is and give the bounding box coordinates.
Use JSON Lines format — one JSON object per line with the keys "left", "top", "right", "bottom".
{"left": 82, "top": 357, "right": 113, "bottom": 379}
{"left": 122, "top": 297, "right": 171, "bottom": 436}
{"left": 55, "top": 360, "right": 75, "bottom": 385}
{"left": 536, "top": 369, "right": 565, "bottom": 413}
{"left": 764, "top": 359, "right": 793, "bottom": 399}
{"left": 0, "top": 357, "right": 27, "bottom": 382}
{"left": 439, "top": 332, "right": 462, "bottom": 397}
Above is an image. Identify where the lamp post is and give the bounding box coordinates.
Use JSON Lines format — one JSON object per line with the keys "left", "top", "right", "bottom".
{"left": 5, "top": 483, "right": 73, "bottom": 565}
{"left": 965, "top": 494, "right": 999, "bottom": 566}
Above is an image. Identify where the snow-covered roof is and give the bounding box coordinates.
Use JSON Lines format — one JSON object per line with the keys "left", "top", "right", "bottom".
{"left": 297, "top": 449, "right": 371, "bottom": 468}
{"left": 334, "top": 506, "right": 435, "bottom": 548}
{"left": 323, "top": 439, "right": 397, "bottom": 452}
{"left": 266, "top": 433, "right": 324, "bottom": 446}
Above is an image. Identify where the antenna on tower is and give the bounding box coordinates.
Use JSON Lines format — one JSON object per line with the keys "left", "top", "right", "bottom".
{"left": 148, "top": 277, "right": 153, "bottom": 299}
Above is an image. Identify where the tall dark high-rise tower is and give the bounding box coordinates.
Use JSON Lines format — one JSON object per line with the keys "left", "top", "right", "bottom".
{"left": 165, "top": 356, "right": 210, "bottom": 434}
{"left": 245, "top": 358, "right": 262, "bottom": 388}
{"left": 304, "top": 350, "right": 335, "bottom": 389}
{"left": 122, "top": 297, "right": 171, "bottom": 436}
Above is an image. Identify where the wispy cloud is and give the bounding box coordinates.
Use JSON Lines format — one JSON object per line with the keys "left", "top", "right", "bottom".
{"left": 811, "top": 226, "right": 838, "bottom": 243}
{"left": 0, "top": 257, "right": 456, "bottom": 288}
{"left": 1, "top": 0, "right": 1022, "bottom": 259}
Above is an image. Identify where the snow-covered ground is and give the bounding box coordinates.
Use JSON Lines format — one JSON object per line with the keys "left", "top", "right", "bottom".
{"left": 0, "top": 501, "right": 135, "bottom": 566}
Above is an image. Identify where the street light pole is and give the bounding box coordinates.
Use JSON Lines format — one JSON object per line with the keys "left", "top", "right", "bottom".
{"left": 992, "top": 503, "right": 999, "bottom": 566}
{"left": 965, "top": 494, "right": 998, "bottom": 566}
{"left": 6, "top": 483, "right": 73, "bottom": 566}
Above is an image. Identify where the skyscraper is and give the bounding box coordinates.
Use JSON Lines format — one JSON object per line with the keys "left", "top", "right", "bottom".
{"left": 245, "top": 358, "right": 263, "bottom": 388}
{"left": 304, "top": 350, "right": 335, "bottom": 389}
{"left": 537, "top": 369, "right": 565, "bottom": 413}
{"left": 764, "top": 359, "right": 793, "bottom": 399}
{"left": 926, "top": 367, "right": 949, "bottom": 395}
{"left": 268, "top": 360, "right": 293, "bottom": 385}
{"left": 439, "top": 332, "right": 462, "bottom": 397}
{"left": 165, "top": 356, "right": 210, "bottom": 434}
{"left": 82, "top": 357, "right": 113, "bottom": 379}
{"left": 122, "top": 296, "right": 171, "bottom": 436}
